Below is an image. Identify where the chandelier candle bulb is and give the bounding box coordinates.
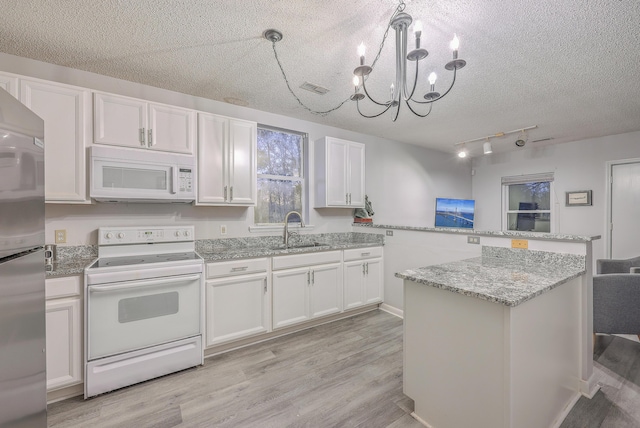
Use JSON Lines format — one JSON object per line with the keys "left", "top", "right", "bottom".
{"left": 414, "top": 20, "right": 423, "bottom": 49}
{"left": 450, "top": 34, "right": 460, "bottom": 59}
{"left": 358, "top": 42, "right": 366, "bottom": 65}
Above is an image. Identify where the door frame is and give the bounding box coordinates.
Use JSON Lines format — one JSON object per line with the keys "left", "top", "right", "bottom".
{"left": 605, "top": 157, "right": 640, "bottom": 258}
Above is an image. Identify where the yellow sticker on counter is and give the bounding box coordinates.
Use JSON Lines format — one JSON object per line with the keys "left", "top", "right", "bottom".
{"left": 511, "top": 239, "right": 528, "bottom": 249}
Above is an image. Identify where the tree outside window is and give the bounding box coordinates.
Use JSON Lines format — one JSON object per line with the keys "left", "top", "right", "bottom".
{"left": 255, "top": 126, "right": 306, "bottom": 224}
{"left": 502, "top": 173, "right": 554, "bottom": 232}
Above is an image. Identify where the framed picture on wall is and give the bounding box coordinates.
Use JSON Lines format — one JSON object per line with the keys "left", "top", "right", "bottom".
{"left": 565, "top": 190, "right": 592, "bottom": 206}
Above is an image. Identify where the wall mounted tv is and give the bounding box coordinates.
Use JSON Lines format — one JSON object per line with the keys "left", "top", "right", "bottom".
{"left": 435, "top": 198, "right": 475, "bottom": 229}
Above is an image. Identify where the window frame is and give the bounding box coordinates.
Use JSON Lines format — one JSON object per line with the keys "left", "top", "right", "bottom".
{"left": 501, "top": 173, "right": 556, "bottom": 233}
{"left": 254, "top": 124, "right": 308, "bottom": 226}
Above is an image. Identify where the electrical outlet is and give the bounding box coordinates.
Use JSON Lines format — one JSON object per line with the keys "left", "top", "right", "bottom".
{"left": 511, "top": 239, "right": 528, "bottom": 249}
{"left": 220, "top": 225, "right": 227, "bottom": 235}
{"left": 386, "top": 230, "right": 393, "bottom": 236}
{"left": 55, "top": 229, "right": 67, "bottom": 244}
{"left": 467, "top": 236, "right": 480, "bottom": 244}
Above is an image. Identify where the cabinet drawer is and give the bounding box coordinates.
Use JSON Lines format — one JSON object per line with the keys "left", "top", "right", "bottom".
{"left": 343, "top": 246, "right": 383, "bottom": 262}
{"left": 46, "top": 276, "right": 82, "bottom": 300}
{"left": 272, "top": 250, "right": 341, "bottom": 271}
{"left": 206, "top": 258, "right": 269, "bottom": 279}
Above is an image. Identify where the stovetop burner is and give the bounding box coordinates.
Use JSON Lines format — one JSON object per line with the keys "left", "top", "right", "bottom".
{"left": 89, "top": 252, "right": 201, "bottom": 269}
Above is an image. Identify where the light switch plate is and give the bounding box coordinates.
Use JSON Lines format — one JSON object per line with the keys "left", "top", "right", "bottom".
{"left": 386, "top": 230, "right": 393, "bottom": 236}
{"left": 220, "top": 225, "right": 227, "bottom": 235}
{"left": 467, "top": 236, "right": 480, "bottom": 244}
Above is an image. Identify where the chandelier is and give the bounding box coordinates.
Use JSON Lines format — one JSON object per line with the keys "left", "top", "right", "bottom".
{"left": 350, "top": 1, "right": 467, "bottom": 121}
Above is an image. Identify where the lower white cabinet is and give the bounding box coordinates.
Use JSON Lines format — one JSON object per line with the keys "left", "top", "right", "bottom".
{"left": 272, "top": 260, "right": 342, "bottom": 329}
{"left": 205, "top": 259, "right": 270, "bottom": 347}
{"left": 45, "top": 276, "right": 83, "bottom": 391}
{"left": 343, "top": 247, "right": 383, "bottom": 310}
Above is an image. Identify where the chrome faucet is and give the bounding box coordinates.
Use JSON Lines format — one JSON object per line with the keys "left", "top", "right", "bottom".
{"left": 283, "top": 210, "right": 305, "bottom": 247}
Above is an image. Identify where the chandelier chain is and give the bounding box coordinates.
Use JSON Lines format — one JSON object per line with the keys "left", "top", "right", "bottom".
{"left": 266, "top": 0, "right": 406, "bottom": 116}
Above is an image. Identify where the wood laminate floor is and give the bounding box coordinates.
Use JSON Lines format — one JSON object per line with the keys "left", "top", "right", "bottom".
{"left": 48, "top": 310, "right": 640, "bottom": 428}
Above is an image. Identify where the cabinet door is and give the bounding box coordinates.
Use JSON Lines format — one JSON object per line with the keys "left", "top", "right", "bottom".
{"left": 228, "top": 119, "right": 256, "bottom": 205}
{"left": 0, "top": 72, "right": 19, "bottom": 97}
{"left": 205, "top": 273, "right": 269, "bottom": 347}
{"left": 325, "top": 138, "right": 349, "bottom": 207}
{"left": 309, "top": 263, "right": 342, "bottom": 318}
{"left": 272, "top": 267, "right": 310, "bottom": 329}
{"left": 20, "top": 79, "right": 91, "bottom": 203}
{"left": 344, "top": 260, "right": 365, "bottom": 310}
{"left": 46, "top": 297, "right": 82, "bottom": 390}
{"left": 94, "top": 92, "right": 147, "bottom": 149}
{"left": 197, "top": 113, "right": 228, "bottom": 205}
{"left": 347, "top": 142, "right": 365, "bottom": 207}
{"left": 149, "top": 103, "right": 195, "bottom": 154}
{"left": 364, "top": 258, "right": 383, "bottom": 304}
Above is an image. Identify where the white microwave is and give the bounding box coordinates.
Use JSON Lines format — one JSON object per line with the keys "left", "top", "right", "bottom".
{"left": 90, "top": 145, "right": 196, "bottom": 203}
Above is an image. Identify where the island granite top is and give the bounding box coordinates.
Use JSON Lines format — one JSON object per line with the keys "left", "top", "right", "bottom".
{"left": 395, "top": 247, "right": 586, "bottom": 307}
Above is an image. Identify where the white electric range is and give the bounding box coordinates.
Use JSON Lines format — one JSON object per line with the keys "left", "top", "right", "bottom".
{"left": 84, "top": 225, "right": 204, "bottom": 398}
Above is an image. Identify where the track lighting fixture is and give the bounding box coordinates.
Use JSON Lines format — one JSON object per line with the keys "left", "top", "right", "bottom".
{"left": 454, "top": 125, "right": 537, "bottom": 158}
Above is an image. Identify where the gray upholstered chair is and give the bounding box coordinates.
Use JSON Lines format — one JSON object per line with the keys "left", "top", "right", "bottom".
{"left": 596, "top": 255, "right": 640, "bottom": 274}
{"left": 593, "top": 256, "right": 640, "bottom": 340}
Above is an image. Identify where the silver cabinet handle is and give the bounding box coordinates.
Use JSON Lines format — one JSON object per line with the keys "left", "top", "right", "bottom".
{"left": 224, "top": 186, "right": 228, "bottom": 201}
{"left": 307, "top": 271, "right": 310, "bottom": 285}
{"left": 362, "top": 263, "right": 366, "bottom": 274}
{"left": 231, "top": 266, "right": 248, "bottom": 272}
{"left": 230, "top": 186, "right": 233, "bottom": 201}
{"left": 311, "top": 270, "right": 315, "bottom": 284}
{"left": 366, "top": 262, "right": 369, "bottom": 274}
{"left": 264, "top": 278, "right": 267, "bottom": 293}
{"left": 346, "top": 193, "right": 349, "bottom": 204}
{"left": 361, "top": 252, "right": 370, "bottom": 257}
{"left": 139, "top": 128, "right": 146, "bottom": 146}
{"left": 148, "top": 128, "right": 154, "bottom": 146}
{"left": 349, "top": 193, "right": 352, "bottom": 204}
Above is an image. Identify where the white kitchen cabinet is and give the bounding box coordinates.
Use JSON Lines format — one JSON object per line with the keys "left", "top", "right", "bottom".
{"left": 93, "top": 92, "right": 195, "bottom": 155}
{"left": 45, "top": 276, "right": 83, "bottom": 391}
{"left": 20, "top": 78, "right": 91, "bottom": 203}
{"left": 272, "top": 251, "right": 343, "bottom": 329}
{"left": 205, "top": 258, "right": 270, "bottom": 347}
{"left": 197, "top": 112, "right": 256, "bottom": 205}
{"left": 343, "top": 247, "right": 383, "bottom": 310}
{"left": 315, "top": 136, "right": 365, "bottom": 208}
{"left": 0, "top": 71, "right": 19, "bottom": 97}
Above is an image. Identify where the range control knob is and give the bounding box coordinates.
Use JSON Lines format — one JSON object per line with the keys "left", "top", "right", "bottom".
{"left": 117, "top": 232, "right": 125, "bottom": 239}
{"left": 105, "top": 232, "right": 113, "bottom": 239}
{"left": 174, "top": 231, "right": 181, "bottom": 237}
{"left": 183, "top": 230, "right": 190, "bottom": 237}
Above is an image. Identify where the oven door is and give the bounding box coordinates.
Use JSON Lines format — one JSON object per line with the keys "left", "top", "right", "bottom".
{"left": 87, "top": 273, "right": 201, "bottom": 360}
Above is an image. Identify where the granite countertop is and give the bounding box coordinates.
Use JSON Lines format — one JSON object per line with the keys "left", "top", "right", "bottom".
{"left": 45, "top": 233, "right": 384, "bottom": 277}
{"left": 354, "top": 222, "right": 601, "bottom": 242}
{"left": 395, "top": 247, "right": 586, "bottom": 307}
{"left": 197, "top": 232, "right": 384, "bottom": 263}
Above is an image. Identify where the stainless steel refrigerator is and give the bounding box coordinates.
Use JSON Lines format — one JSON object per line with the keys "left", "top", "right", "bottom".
{"left": 0, "top": 88, "right": 47, "bottom": 427}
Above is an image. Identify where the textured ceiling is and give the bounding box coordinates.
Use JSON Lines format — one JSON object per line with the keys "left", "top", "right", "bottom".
{"left": 1, "top": 0, "right": 639, "bottom": 156}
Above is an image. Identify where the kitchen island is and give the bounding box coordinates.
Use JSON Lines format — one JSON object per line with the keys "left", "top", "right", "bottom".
{"left": 397, "top": 246, "right": 587, "bottom": 428}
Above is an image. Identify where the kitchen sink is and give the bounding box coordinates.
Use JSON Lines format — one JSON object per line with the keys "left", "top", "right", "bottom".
{"left": 270, "top": 242, "right": 330, "bottom": 250}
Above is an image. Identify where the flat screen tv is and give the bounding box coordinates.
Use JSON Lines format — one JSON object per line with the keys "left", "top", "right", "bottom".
{"left": 435, "top": 198, "right": 475, "bottom": 229}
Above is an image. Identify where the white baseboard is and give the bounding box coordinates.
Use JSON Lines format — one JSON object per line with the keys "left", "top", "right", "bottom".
{"left": 580, "top": 374, "right": 601, "bottom": 399}
{"left": 379, "top": 303, "right": 403, "bottom": 318}
{"left": 551, "top": 392, "right": 582, "bottom": 428}
{"left": 410, "top": 412, "right": 433, "bottom": 427}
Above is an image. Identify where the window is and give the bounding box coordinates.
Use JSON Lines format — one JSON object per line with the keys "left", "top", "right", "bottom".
{"left": 254, "top": 125, "right": 307, "bottom": 224}
{"left": 502, "top": 172, "right": 554, "bottom": 233}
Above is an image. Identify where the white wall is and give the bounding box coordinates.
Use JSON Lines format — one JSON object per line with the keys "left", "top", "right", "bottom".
{"left": 0, "top": 52, "right": 471, "bottom": 244}
{"left": 471, "top": 131, "right": 640, "bottom": 261}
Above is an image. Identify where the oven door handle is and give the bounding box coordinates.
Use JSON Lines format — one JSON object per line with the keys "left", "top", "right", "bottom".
{"left": 89, "top": 274, "right": 202, "bottom": 293}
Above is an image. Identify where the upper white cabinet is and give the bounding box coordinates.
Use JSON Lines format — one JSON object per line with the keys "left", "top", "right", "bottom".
{"left": 93, "top": 92, "right": 195, "bottom": 155}
{"left": 0, "top": 71, "right": 19, "bottom": 97}
{"left": 197, "top": 112, "right": 256, "bottom": 206}
{"left": 20, "top": 78, "right": 91, "bottom": 203}
{"left": 315, "top": 137, "right": 365, "bottom": 208}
